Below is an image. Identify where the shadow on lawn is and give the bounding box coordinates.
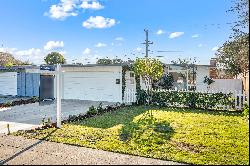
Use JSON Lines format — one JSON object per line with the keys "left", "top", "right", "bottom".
{"left": 73, "top": 106, "right": 175, "bottom": 143}
{"left": 76, "top": 105, "right": 242, "bottom": 129}
{"left": 119, "top": 109, "right": 175, "bottom": 144}
{"left": 69, "top": 105, "right": 242, "bottom": 143}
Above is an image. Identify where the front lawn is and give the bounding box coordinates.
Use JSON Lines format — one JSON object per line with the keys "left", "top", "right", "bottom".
{"left": 13, "top": 106, "right": 249, "bottom": 165}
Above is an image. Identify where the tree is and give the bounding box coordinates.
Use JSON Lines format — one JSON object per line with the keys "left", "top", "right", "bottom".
{"left": 216, "top": 0, "right": 249, "bottom": 76}
{"left": 96, "top": 58, "right": 112, "bottom": 65}
{"left": 0, "top": 52, "right": 25, "bottom": 67}
{"left": 112, "top": 58, "right": 124, "bottom": 64}
{"left": 44, "top": 52, "right": 66, "bottom": 65}
{"left": 228, "top": 0, "right": 249, "bottom": 37}
{"left": 133, "top": 57, "right": 163, "bottom": 89}
{"left": 216, "top": 34, "right": 249, "bottom": 77}
{"left": 157, "top": 74, "right": 174, "bottom": 90}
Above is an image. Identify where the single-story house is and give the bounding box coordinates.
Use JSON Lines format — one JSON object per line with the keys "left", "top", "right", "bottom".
{"left": 0, "top": 64, "right": 146, "bottom": 103}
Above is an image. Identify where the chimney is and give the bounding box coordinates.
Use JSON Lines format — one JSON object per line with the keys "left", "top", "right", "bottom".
{"left": 209, "top": 58, "right": 218, "bottom": 79}
{"left": 210, "top": 58, "right": 217, "bottom": 67}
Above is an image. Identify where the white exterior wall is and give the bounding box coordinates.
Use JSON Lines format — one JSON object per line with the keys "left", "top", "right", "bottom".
{"left": 195, "top": 66, "right": 210, "bottom": 91}
{"left": 125, "top": 71, "right": 136, "bottom": 90}
{"left": 0, "top": 72, "right": 17, "bottom": 96}
{"left": 209, "top": 79, "right": 242, "bottom": 93}
{"left": 61, "top": 66, "right": 123, "bottom": 102}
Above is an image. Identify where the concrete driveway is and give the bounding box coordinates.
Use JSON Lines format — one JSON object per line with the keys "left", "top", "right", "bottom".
{"left": 0, "top": 100, "right": 113, "bottom": 134}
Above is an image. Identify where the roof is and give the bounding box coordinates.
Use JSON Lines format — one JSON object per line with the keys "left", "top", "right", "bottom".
{"left": 164, "top": 63, "right": 212, "bottom": 67}
{"left": 0, "top": 65, "right": 39, "bottom": 72}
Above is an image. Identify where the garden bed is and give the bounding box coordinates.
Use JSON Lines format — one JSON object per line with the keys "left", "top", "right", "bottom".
{"left": 13, "top": 106, "right": 249, "bottom": 165}
{"left": 0, "top": 96, "right": 39, "bottom": 108}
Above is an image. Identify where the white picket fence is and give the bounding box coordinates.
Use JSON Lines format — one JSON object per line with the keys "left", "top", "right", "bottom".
{"left": 123, "top": 88, "right": 249, "bottom": 110}
{"left": 123, "top": 88, "right": 137, "bottom": 104}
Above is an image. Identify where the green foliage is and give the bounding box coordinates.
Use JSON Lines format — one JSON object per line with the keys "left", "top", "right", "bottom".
{"left": 157, "top": 74, "right": 174, "bottom": 90}
{"left": 44, "top": 52, "right": 66, "bottom": 65}
{"left": 133, "top": 57, "right": 163, "bottom": 82}
{"left": 216, "top": 0, "right": 249, "bottom": 77}
{"left": 87, "top": 105, "right": 98, "bottom": 116}
{"left": 0, "top": 52, "right": 26, "bottom": 67}
{"left": 121, "top": 65, "right": 130, "bottom": 100}
{"left": 203, "top": 76, "right": 215, "bottom": 85}
{"left": 41, "top": 117, "right": 52, "bottom": 126}
{"left": 96, "top": 58, "right": 112, "bottom": 65}
{"left": 112, "top": 58, "right": 124, "bottom": 64}
{"left": 136, "top": 89, "right": 148, "bottom": 105}
{"left": 148, "top": 90, "right": 234, "bottom": 110}
{"left": 228, "top": 0, "right": 249, "bottom": 36}
{"left": 13, "top": 106, "right": 249, "bottom": 165}
{"left": 171, "top": 57, "right": 198, "bottom": 68}
{"left": 243, "top": 103, "right": 249, "bottom": 117}
{"left": 216, "top": 34, "right": 249, "bottom": 77}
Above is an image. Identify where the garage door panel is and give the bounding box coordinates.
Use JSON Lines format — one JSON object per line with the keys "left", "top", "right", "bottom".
{"left": 62, "top": 72, "right": 121, "bottom": 102}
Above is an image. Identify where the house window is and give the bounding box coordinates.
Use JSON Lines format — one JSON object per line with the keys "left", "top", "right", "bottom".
{"left": 130, "top": 72, "right": 134, "bottom": 78}
{"left": 116, "top": 79, "right": 120, "bottom": 84}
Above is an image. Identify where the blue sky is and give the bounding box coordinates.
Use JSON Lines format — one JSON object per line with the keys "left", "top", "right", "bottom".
{"left": 0, "top": 0, "right": 236, "bottom": 65}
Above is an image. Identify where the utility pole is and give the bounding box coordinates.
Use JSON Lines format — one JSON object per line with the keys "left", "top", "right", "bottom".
{"left": 142, "top": 29, "right": 153, "bottom": 57}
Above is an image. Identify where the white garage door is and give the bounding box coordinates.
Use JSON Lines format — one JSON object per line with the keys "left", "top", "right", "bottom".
{"left": 62, "top": 72, "right": 122, "bottom": 102}
{"left": 0, "top": 72, "right": 17, "bottom": 96}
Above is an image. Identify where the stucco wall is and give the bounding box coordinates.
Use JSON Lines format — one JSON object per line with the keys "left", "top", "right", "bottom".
{"left": 196, "top": 66, "right": 210, "bottom": 91}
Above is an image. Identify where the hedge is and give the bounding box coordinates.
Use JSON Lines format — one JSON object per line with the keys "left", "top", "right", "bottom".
{"left": 136, "top": 90, "right": 235, "bottom": 110}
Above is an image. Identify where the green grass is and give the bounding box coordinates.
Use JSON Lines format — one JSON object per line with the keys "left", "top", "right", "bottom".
{"left": 13, "top": 106, "right": 249, "bottom": 165}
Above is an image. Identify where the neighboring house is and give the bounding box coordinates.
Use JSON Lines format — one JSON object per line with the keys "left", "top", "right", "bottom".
{"left": 0, "top": 64, "right": 145, "bottom": 103}
{"left": 163, "top": 58, "right": 243, "bottom": 93}
{"left": 163, "top": 63, "right": 211, "bottom": 91}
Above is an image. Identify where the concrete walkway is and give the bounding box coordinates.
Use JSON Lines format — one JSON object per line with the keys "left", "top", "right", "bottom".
{"left": 0, "top": 100, "right": 112, "bottom": 134}
{"left": 0, "top": 135, "right": 183, "bottom": 165}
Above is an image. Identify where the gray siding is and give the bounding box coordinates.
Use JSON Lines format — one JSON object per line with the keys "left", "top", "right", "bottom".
{"left": 17, "top": 72, "right": 40, "bottom": 97}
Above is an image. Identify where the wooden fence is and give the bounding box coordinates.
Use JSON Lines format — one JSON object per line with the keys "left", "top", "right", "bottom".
{"left": 123, "top": 88, "right": 249, "bottom": 110}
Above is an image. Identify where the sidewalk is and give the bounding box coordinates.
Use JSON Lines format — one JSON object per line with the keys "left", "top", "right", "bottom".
{"left": 0, "top": 135, "right": 184, "bottom": 165}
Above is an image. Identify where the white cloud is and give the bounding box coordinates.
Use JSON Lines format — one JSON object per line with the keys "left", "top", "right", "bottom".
{"left": 15, "top": 48, "right": 42, "bottom": 56}
{"left": 95, "top": 42, "right": 107, "bottom": 47}
{"left": 169, "top": 32, "right": 184, "bottom": 39}
{"left": 115, "top": 37, "right": 124, "bottom": 41}
{"left": 45, "top": 0, "right": 105, "bottom": 20}
{"left": 80, "top": 0, "right": 104, "bottom": 10}
{"left": 211, "top": 46, "right": 219, "bottom": 51}
{"left": 44, "top": 41, "right": 64, "bottom": 50}
{"left": 83, "top": 48, "right": 91, "bottom": 55}
{"left": 191, "top": 34, "right": 199, "bottom": 38}
{"left": 15, "top": 48, "right": 44, "bottom": 64}
{"left": 198, "top": 44, "right": 203, "bottom": 47}
{"left": 0, "top": 47, "right": 17, "bottom": 54}
{"left": 45, "top": 0, "right": 78, "bottom": 20}
{"left": 136, "top": 47, "right": 142, "bottom": 52}
{"left": 156, "top": 29, "right": 165, "bottom": 35}
{"left": 82, "top": 16, "right": 116, "bottom": 29}
{"left": 58, "top": 50, "right": 67, "bottom": 55}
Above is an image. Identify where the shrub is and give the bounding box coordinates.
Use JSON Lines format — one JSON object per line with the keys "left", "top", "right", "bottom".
{"left": 136, "top": 89, "right": 148, "bottom": 105}
{"left": 243, "top": 103, "right": 249, "bottom": 118}
{"left": 143, "top": 90, "right": 234, "bottom": 110}
{"left": 87, "top": 105, "right": 98, "bottom": 116}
